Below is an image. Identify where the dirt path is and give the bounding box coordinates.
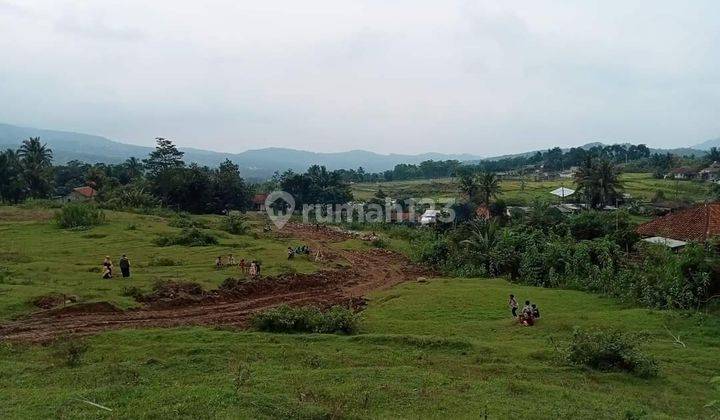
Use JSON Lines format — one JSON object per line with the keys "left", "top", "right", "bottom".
{"left": 0, "top": 223, "right": 428, "bottom": 343}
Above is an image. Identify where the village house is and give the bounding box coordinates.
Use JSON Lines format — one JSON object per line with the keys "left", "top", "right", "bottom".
{"left": 251, "top": 194, "right": 268, "bottom": 212}
{"left": 64, "top": 186, "right": 97, "bottom": 202}
{"left": 667, "top": 167, "right": 698, "bottom": 180}
{"left": 635, "top": 202, "right": 720, "bottom": 248}
{"left": 699, "top": 161, "right": 720, "bottom": 182}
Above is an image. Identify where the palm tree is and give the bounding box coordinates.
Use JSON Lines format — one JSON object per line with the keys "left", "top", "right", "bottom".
{"left": 574, "top": 157, "right": 622, "bottom": 209}
{"left": 124, "top": 157, "right": 144, "bottom": 179}
{"left": 457, "top": 172, "right": 478, "bottom": 201}
{"left": 0, "top": 149, "right": 25, "bottom": 202}
{"left": 477, "top": 171, "right": 501, "bottom": 205}
{"left": 18, "top": 137, "right": 53, "bottom": 198}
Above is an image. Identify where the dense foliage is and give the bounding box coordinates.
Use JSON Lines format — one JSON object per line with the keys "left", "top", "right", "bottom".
{"left": 154, "top": 228, "right": 219, "bottom": 247}
{"left": 251, "top": 305, "right": 359, "bottom": 334}
{"left": 54, "top": 203, "right": 106, "bottom": 229}
{"left": 411, "top": 209, "right": 717, "bottom": 310}
{"left": 565, "top": 328, "right": 659, "bottom": 378}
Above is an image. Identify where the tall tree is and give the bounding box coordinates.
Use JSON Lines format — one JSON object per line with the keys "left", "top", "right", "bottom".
{"left": 477, "top": 171, "right": 501, "bottom": 205}
{"left": 18, "top": 137, "right": 53, "bottom": 198}
{"left": 0, "top": 149, "right": 25, "bottom": 202}
{"left": 124, "top": 157, "right": 144, "bottom": 180}
{"left": 143, "top": 137, "right": 185, "bottom": 178}
{"left": 574, "top": 157, "right": 623, "bottom": 209}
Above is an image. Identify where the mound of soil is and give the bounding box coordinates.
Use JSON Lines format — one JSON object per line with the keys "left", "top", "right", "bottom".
{"left": 30, "top": 293, "right": 78, "bottom": 310}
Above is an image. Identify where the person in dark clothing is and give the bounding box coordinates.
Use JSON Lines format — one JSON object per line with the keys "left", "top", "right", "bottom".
{"left": 287, "top": 247, "right": 295, "bottom": 260}
{"left": 532, "top": 303, "right": 540, "bottom": 319}
{"left": 119, "top": 254, "right": 131, "bottom": 278}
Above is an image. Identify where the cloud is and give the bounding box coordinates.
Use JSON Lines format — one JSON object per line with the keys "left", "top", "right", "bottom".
{"left": 0, "top": 0, "right": 718, "bottom": 155}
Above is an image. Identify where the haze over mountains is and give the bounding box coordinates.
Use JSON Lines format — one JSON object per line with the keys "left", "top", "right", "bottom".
{"left": 0, "top": 122, "right": 714, "bottom": 179}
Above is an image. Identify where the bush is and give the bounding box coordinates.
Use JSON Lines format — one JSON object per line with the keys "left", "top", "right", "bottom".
{"left": 219, "top": 214, "right": 250, "bottom": 235}
{"left": 251, "top": 305, "right": 359, "bottom": 334}
{"left": 167, "top": 214, "right": 208, "bottom": 229}
{"left": 565, "top": 328, "right": 659, "bottom": 378}
{"left": 55, "top": 338, "right": 89, "bottom": 367}
{"left": 54, "top": 203, "right": 105, "bottom": 229}
{"left": 154, "top": 228, "right": 218, "bottom": 247}
{"left": 122, "top": 286, "right": 145, "bottom": 301}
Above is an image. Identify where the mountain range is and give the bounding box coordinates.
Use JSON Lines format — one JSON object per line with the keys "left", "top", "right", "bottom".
{"left": 0, "top": 123, "right": 481, "bottom": 179}
{"left": 0, "top": 122, "right": 716, "bottom": 179}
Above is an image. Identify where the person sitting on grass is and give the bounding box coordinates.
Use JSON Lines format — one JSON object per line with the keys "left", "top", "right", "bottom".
{"left": 249, "top": 261, "right": 258, "bottom": 277}
{"left": 532, "top": 303, "right": 540, "bottom": 319}
{"left": 215, "top": 256, "right": 223, "bottom": 270}
{"left": 287, "top": 247, "right": 295, "bottom": 260}
{"left": 520, "top": 300, "right": 534, "bottom": 326}
{"left": 228, "top": 254, "right": 236, "bottom": 266}
{"left": 508, "top": 294, "right": 518, "bottom": 318}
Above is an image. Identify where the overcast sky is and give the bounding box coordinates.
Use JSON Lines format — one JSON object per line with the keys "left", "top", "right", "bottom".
{"left": 1, "top": 1, "right": 719, "bottom": 155}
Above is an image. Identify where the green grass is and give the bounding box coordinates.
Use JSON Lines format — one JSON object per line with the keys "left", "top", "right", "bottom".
{"left": 351, "top": 173, "right": 713, "bottom": 205}
{"left": 1, "top": 206, "right": 718, "bottom": 418}
{"left": 0, "top": 207, "right": 326, "bottom": 319}
{"left": 1, "top": 278, "right": 717, "bottom": 418}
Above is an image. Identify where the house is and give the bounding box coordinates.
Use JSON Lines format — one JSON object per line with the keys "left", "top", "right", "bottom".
{"left": 699, "top": 161, "right": 720, "bottom": 182}
{"left": 65, "top": 186, "right": 97, "bottom": 202}
{"left": 420, "top": 209, "right": 441, "bottom": 225}
{"left": 641, "top": 236, "right": 687, "bottom": 250}
{"left": 635, "top": 203, "right": 720, "bottom": 243}
{"left": 668, "top": 167, "right": 698, "bottom": 180}
{"left": 251, "top": 194, "right": 268, "bottom": 212}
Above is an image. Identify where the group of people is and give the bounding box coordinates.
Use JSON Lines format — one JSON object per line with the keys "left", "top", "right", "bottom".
{"left": 215, "top": 254, "right": 262, "bottom": 277}
{"left": 101, "top": 255, "right": 131, "bottom": 279}
{"left": 508, "top": 294, "right": 541, "bottom": 326}
{"left": 287, "top": 245, "right": 311, "bottom": 260}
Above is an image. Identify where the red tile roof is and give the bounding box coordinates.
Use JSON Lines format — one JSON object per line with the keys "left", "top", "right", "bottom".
{"left": 251, "top": 194, "right": 268, "bottom": 204}
{"left": 636, "top": 203, "right": 720, "bottom": 242}
{"left": 72, "top": 186, "right": 97, "bottom": 198}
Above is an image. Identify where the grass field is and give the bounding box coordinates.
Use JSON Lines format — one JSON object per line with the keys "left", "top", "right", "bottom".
{"left": 0, "top": 207, "right": 323, "bottom": 319}
{"left": 1, "top": 207, "right": 718, "bottom": 418}
{"left": 351, "top": 173, "right": 713, "bottom": 205}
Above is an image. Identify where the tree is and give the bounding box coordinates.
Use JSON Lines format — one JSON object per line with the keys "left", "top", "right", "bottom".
{"left": 143, "top": 137, "right": 185, "bottom": 178}
{"left": 574, "top": 157, "right": 623, "bottom": 209}
{"left": 457, "top": 171, "right": 478, "bottom": 201}
{"left": 477, "top": 171, "right": 501, "bottom": 205}
{"left": 18, "top": 137, "right": 53, "bottom": 198}
{"left": 124, "top": 157, "right": 144, "bottom": 180}
{"left": 212, "top": 159, "right": 251, "bottom": 211}
{"left": 0, "top": 149, "right": 25, "bottom": 202}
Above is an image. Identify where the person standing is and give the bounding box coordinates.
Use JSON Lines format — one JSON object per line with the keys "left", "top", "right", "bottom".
{"left": 102, "top": 256, "right": 113, "bottom": 279}
{"left": 119, "top": 254, "right": 131, "bottom": 278}
{"left": 508, "top": 294, "right": 518, "bottom": 318}
{"left": 249, "top": 261, "right": 257, "bottom": 277}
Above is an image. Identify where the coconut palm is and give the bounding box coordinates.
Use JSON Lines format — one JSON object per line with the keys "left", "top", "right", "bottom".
{"left": 477, "top": 171, "right": 501, "bottom": 205}
{"left": 18, "top": 137, "right": 53, "bottom": 198}
{"left": 574, "top": 157, "right": 622, "bottom": 209}
{"left": 124, "top": 157, "right": 144, "bottom": 179}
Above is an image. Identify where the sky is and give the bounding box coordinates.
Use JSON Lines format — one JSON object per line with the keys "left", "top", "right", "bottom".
{"left": 1, "top": 0, "right": 719, "bottom": 156}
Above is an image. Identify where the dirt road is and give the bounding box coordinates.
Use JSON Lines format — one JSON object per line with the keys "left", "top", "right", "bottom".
{"left": 0, "top": 224, "right": 427, "bottom": 342}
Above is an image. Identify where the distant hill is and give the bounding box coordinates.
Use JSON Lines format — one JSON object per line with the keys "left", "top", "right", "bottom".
{"left": 692, "top": 137, "right": 720, "bottom": 151}
{"left": 478, "top": 142, "right": 706, "bottom": 162}
{"left": 0, "top": 123, "right": 482, "bottom": 179}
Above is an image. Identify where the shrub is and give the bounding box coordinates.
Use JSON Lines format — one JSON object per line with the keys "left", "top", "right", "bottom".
{"left": 219, "top": 214, "right": 249, "bottom": 235}
{"left": 167, "top": 214, "right": 208, "bottom": 229}
{"left": 55, "top": 338, "right": 89, "bottom": 367}
{"left": 370, "top": 237, "right": 387, "bottom": 249}
{"left": 54, "top": 203, "right": 105, "bottom": 229}
{"left": 565, "top": 328, "right": 659, "bottom": 378}
{"left": 122, "top": 286, "right": 145, "bottom": 301}
{"left": 251, "top": 305, "right": 358, "bottom": 334}
{"left": 154, "top": 228, "right": 218, "bottom": 247}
